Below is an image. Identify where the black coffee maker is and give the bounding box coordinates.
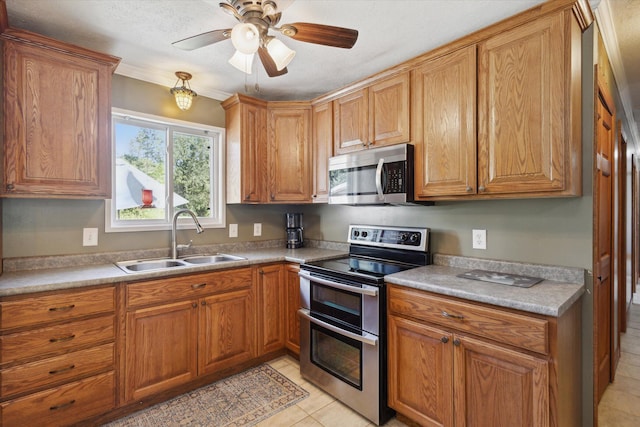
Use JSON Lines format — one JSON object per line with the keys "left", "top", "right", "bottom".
{"left": 286, "top": 213, "right": 304, "bottom": 248}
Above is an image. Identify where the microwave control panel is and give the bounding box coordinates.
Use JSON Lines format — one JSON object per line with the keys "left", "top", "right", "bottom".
{"left": 385, "top": 161, "right": 405, "bottom": 193}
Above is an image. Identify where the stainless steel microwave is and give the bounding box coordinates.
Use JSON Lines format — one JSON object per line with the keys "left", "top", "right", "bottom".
{"left": 328, "top": 144, "right": 415, "bottom": 205}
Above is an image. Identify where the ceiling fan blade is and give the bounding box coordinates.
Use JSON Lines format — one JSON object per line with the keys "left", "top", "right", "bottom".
{"left": 172, "top": 29, "right": 231, "bottom": 51}
{"left": 258, "top": 46, "right": 288, "bottom": 77}
{"left": 282, "top": 23, "right": 358, "bottom": 49}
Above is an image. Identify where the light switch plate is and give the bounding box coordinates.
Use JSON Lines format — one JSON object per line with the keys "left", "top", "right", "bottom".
{"left": 83, "top": 228, "right": 98, "bottom": 246}
{"left": 472, "top": 229, "right": 487, "bottom": 250}
{"left": 253, "top": 223, "right": 262, "bottom": 236}
{"left": 229, "top": 223, "right": 238, "bottom": 238}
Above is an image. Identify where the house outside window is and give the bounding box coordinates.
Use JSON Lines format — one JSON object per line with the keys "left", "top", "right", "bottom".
{"left": 106, "top": 108, "right": 225, "bottom": 232}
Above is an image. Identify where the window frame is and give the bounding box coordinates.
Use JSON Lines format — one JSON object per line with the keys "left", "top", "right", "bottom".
{"left": 106, "top": 108, "right": 225, "bottom": 233}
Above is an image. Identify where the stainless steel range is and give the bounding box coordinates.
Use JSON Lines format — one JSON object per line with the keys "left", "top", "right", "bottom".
{"left": 298, "top": 224, "right": 430, "bottom": 425}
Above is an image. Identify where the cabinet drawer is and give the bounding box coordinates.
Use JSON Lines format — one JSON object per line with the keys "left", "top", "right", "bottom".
{"left": 0, "top": 371, "right": 115, "bottom": 427}
{"left": 0, "top": 315, "right": 114, "bottom": 365}
{"left": 127, "top": 268, "right": 252, "bottom": 307}
{"left": 0, "top": 286, "right": 115, "bottom": 330}
{"left": 1, "top": 343, "right": 114, "bottom": 398}
{"left": 388, "top": 286, "right": 549, "bottom": 354}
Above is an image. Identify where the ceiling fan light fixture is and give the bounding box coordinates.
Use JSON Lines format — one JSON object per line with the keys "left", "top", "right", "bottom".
{"left": 170, "top": 71, "right": 197, "bottom": 111}
{"left": 231, "top": 23, "right": 260, "bottom": 54}
{"left": 266, "top": 37, "right": 295, "bottom": 71}
{"left": 229, "top": 50, "right": 255, "bottom": 74}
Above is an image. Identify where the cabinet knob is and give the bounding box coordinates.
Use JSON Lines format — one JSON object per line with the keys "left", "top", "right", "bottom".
{"left": 245, "top": 194, "right": 250, "bottom": 200}
{"left": 6, "top": 184, "right": 14, "bottom": 191}
{"left": 453, "top": 338, "right": 461, "bottom": 347}
{"left": 478, "top": 185, "right": 486, "bottom": 192}
{"left": 441, "top": 336, "right": 449, "bottom": 344}
{"left": 201, "top": 300, "right": 206, "bottom": 306}
{"left": 466, "top": 186, "right": 473, "bottom": 193}
{"left": 192, "top": 302, "right": 198, "bottom": 308}
{"left": 259, "top": 269, "right": 264, "bottom": 275}
{"left": 270, "top": 193, "right": 275, "bottom": 201}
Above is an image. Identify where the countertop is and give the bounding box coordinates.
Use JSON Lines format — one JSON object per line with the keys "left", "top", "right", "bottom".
{"left": 0, "top": 249, "right": 586, "bottom": 318}
{"left": 0, "top": 247, "right": 347, "bottom": 297}
{"left": 385, "top": 254, "right": 586, "bottom": 317}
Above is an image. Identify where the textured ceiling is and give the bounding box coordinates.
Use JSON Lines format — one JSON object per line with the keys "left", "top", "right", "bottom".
{"left": 4, "top": 0, "right": 639, "bottom": 142}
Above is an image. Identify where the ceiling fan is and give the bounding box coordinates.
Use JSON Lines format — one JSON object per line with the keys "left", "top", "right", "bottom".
{"left": 172, "top": 0, "right": 358, "bottom": 77}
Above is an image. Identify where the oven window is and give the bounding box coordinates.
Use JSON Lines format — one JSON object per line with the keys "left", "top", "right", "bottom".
{"left": 311, "top": 283, "right": 361, "bottom": 327}
{"left": 311, "top": 323, "right": 363, "bottom": 390}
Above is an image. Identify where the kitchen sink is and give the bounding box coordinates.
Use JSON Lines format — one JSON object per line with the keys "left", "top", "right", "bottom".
{"left": 181, "top": 254, "right": 246, "bottom": 264}
{"left": 115, "top": 254, "right": 247, "bottom": 273}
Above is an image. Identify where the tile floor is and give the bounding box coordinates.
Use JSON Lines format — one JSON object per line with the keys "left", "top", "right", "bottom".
{"left": 263, "top": 356, "right": 407, "bottom": 427}
{"left": 598, "top": 299, "right": 640, "bottom": 426}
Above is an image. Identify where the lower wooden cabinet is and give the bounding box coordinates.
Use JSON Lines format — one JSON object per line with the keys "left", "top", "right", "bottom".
{"left": 387, "top": 284, "right": 581, "bottom": 427}
{"left": 0, "top": 286, "right": 116, "bottom": 427}
{"left": 256, "top": 264, "right": 286, "bottom": 355}
{"left": 284, "top": 264, "right": 301, "bottom": 355}
{"left": 123, "top": 268, "right": 255, "bottom": 403}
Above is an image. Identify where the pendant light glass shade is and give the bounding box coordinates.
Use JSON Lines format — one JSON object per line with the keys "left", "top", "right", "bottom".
{"left": 229, "top": 50, "right": 255, "bottom": 74}
{"left": 266, "top": 38, "right": 296, "bottom": 71}
{"left": 230, "top": 23, "right": 260, "bottom": 54}
{"left": 170, "top": 71, "right": 197, "bottom": 111}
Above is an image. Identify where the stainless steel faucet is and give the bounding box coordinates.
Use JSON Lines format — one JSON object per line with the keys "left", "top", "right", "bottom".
{"left": 171, "top": 208, "right": 204, "bottom": 259}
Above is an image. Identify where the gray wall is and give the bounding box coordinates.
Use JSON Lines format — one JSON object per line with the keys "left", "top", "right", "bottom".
{"left": 2, "top": 74, "right": 595, "bottom": 269}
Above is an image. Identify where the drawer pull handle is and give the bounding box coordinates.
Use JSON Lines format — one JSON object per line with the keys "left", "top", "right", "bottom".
{"left": 49, "top": 334, "right": 75, "bottom": 343}
{"left": 191, "top": 283, "right": 206, "bottom": 290}
{"left": 49, "top": 365, "right": 76, "bottom": 375}
{"left": 50, "top": 400, "right": 76, "bottom": 411}
{"left": 49, "top": 304, "right": 75, "bottom": 312}
{"left": 442, "top": 311, "right": 464, "bottom": 320}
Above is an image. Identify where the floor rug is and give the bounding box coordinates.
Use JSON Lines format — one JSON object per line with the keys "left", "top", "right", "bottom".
{"left": 105, "top": 364, "right": 309, "bottom": 426}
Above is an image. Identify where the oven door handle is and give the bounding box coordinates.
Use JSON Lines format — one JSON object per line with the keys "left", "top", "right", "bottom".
{"left": 375, "top": 158, "right": 385, "bottom": 201}
{"left": 298, "top": 308, "right": 378, "bottom": 346}
{"left": 298, "top": 271, "right": 378, "bottom": 297}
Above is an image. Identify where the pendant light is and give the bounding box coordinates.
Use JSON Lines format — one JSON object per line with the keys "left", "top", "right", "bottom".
{"left": 170, "top": 71, "right": 197, "bottom": 111}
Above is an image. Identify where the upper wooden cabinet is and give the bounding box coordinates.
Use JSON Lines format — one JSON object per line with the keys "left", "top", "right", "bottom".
{"left": 334, "top": 72, "right": 410, "bottom": 154}
{"left": 267, "top": 102, "right": 312, "bottom": 203}
{"left": 223, "top": 95, "right": 311, "bottom": 204}
{"left": 414, "top": 7, "right": 582, "bottom": 200}
{"left": 413, "top": 45, "right": 477, "bottom": 198}
{"left": 311, "top": 101, "right": 333, "bottom": 203}
{"left": 1, "top": 28, "right": 120, "bottom": 198}
{"left": 476, "top": 9, "right": 581, "bottom": 197}
{"left": 222, "top": 94, "right": 268, "bottom": 204}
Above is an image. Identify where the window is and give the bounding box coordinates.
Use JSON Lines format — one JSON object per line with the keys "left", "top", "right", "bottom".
{"left": 106, "top": 108, "right": 225, "bottom": 232}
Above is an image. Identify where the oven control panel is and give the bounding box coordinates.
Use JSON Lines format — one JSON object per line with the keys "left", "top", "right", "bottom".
{"left": 348, "top": 225, "right": 429, "bottom": 252}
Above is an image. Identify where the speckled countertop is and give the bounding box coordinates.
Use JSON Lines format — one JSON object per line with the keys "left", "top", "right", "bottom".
{"left": 0, "top": 247, "right": 347, "bottom": 297}
{"left": 1, "top": 246, "right": 586, "bottom": 318}
{"left": 385, "top": 254, "right": 586, "bottom": 317}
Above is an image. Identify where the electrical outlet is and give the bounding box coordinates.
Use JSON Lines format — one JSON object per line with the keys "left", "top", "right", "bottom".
{"left": 83, "top": 228, "right": 98, "bottom": 246}
{"left": 472, "top": 229, "right": 487, "bottom": 250}
{"left": 253, "top": 223, "right": 262, "bottom": 236}
{"left": 229, "top": 223, "right": 238, "bottom": 238}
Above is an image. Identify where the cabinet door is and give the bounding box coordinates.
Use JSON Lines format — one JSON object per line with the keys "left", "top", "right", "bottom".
{"left": 478, "top": 12, "right": 566, "bottom": 195}
{"left": 124, "top": 301, "right": 197, "bottom": 402}
{"left": 284, "top": 264, "right": 301, "bottom": 355}
{"left": 413, "top": 46, "right": 477, "bottom": 198}
{"left": 2, "top": 39, "right": 114, "bottom": 198}
{"left": 369, "top": 72, "right": 410, "bottom": 148}
{"left": 388, "top": 315, "right": 454, "bottom": 427}
{"left": 241, "top": 103, "right": 267, "bottom": 202}
{"left": 199, "top": 288, "right": 255, "bottom": 375}
{"left": 334, "top": 89, "right": 369, "bottom": 154}
{"left": 257, "top": 265, "right": 285, "bottom": 354}
{"left": 267, "top": 106, "right": 311, "bottom": 202}
{"left": 453, "top": 334, "right": 549, "bottom": 427}
{"left": 311, "top": 101, "right": 333, "bottom": 203}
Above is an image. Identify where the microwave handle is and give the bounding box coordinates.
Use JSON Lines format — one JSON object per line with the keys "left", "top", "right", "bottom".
{"left": 298, "top": 308, "right": 378, "bottom": 346}
{"left": 375, "top": 158, "right": 385, "bottom": 200}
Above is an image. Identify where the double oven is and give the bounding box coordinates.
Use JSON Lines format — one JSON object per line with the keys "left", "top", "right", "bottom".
{"left": 299, "top": 225, "right": 430, "bottom": 425}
